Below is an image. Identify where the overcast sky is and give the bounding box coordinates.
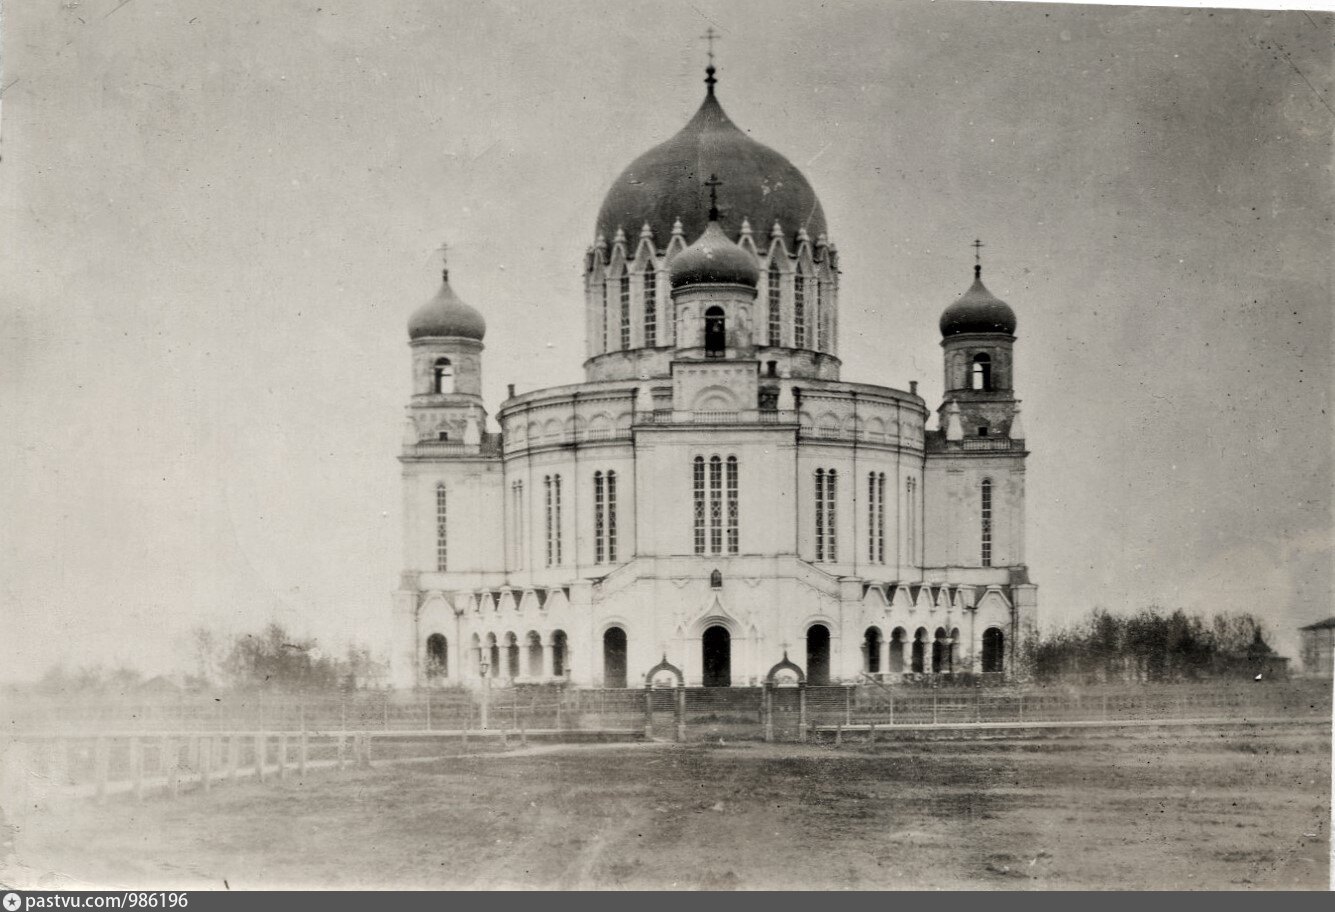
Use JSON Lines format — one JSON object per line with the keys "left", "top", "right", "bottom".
{"left": 1, "top": 0, "right": 1331, "bottom": 680}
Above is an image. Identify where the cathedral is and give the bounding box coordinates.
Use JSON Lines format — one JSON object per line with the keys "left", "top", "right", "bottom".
{"left": 389, "top": 64, "right": 1037, "bottom": 690}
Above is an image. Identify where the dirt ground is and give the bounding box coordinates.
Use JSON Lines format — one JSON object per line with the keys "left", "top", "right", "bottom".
{"left": 5, "top": 725, "right": 1329, "bottom": 890}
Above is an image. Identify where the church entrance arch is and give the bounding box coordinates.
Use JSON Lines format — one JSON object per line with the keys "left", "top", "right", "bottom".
{"left": 603, "top": 627, "right": 628, "bottom": 688}
{"left": 702, "top": 625, "right": 731, "bottom": 687}
{"left": 806, "top": 624, "right": 831, "bottom": 685}
{"left": 982, "top": 627, "right": 1005, "bottom": 673}
{"left": 864, "top": 627, "right": 882, "bottom": 674}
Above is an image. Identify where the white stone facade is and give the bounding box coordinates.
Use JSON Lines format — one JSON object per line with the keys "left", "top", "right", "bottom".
{"left": 390, "top": 80, "right": 1038, "bottom": 690}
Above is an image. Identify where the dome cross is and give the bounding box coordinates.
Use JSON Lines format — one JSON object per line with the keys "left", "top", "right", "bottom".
{"left": 701, "top": 26, "right": 720, "bottom": 93}
{"left": 972, "top": 238, "right": 984, "bottom": 279}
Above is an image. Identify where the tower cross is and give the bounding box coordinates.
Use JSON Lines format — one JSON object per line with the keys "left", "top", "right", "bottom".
{"left": 436, "top": 241, "right": 450, "bottom": 281}
{"left": 971, "top": 238, "right": 984, "bottom": 278}
{"left": 701, "top": 27, "right": 720, "bottom": 93}
{"left": 704, "top": 173, "right": 722, "bottom": 220}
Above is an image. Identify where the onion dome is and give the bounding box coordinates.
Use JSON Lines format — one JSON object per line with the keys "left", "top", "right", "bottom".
{"left": 408, "top": 269, "right": 486, "bottom": 341}
{"left": 940, "top": 266, "right": 1017, "bottom": 337}
{"left": 670, "top": 218, "right": 760, "bottom": 289}
{"left": 596, "top": 69, "right": 826, "bottom": 246}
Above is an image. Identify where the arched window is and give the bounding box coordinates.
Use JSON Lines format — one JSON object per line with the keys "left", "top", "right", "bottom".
{"left": 982, "top": 627, "right": 1005, "bottom": 674}
{"left": 603, "top": 627, "right": 627, "bottom": 688}
{"left": 694, "top": 454, "right": 738, "bottom": 556}
{"left": 710, "top": 568, "right": 723, "bottom": 589}
{"left": 932, "top": 627, "right": 947, "bottom": 673}
{"left": 906, "top": 476, "right": 918, "bottom": 565}
{"left": 868, "top": 471, "right": 886, "bottom": 563}
{"left": 551, "top": 630, "right": 568, "bottom": 678}
{"left": 704, "top": 305, "right": 726, "bottom": 357}
{"left": 793, "top": 274, "right": 807, "bottom": 348}
{"left": 643, "top": 266, "right": 657, "bottom": 347}
{"left": 864, "top": 627, "right": 882, "bottom": 674}
{"left": 815, "top": 279, "right": 827, "bottom": 351}
{"left": 505, "top": 632, "right": 520, "bottom": 678}
{"left": 544, "top": 475, "right": 563, "bottom": 566}
{"left": 971, "top": 353, "right": 992, "bottom": 391}
{"left": 911, "top": 628, "right": 927, "bottom": 674}
{"left": 593, "top": 470, "right": 618, "bottom": 564}
{"left": 435, "top": 483, "right": 448, "bottom": 571}
{"left": 433, "top": 358, "right": 454, "bottom": 394}
{"left": 510, "top": 480, "right": 525, "bottom": 570}
{"left": 767, "top": 262, "right": 782, "bottom": 346}
{"left": 426, "top": 633, "right": 448, "bottom": 678}
{"left": 601, "top": 279, "right": 609, "bottom": 351}
{"left": 814, "top": 468, "right": 837, "bottom": 561}
{"left": 889, "top": 628, "right": 906, "bottom": 673}
{"left": 619, "top": 273, "right": 631, "bottom": 350}
{"left": 693, "top": 456, "right": 706, "bottom": 555}
{"left": 980, "top": 477, "right": 993, "bottom": 567}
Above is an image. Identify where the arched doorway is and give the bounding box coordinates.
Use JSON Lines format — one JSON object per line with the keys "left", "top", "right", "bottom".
{"left": 551, "top": 630, "right": 568, "bottom": 678}
{"left": 702, "top": 625, "right": 731, "bottom": 687}
{"left": 932, "top": 627, "right": 947, "bottom": 673}
{"left": 526, "top": 631, "right": 543, "bottom": 677}
{"left": 864, "top": 627, "right": 882, "bottom": 675}
{"left": 486, "top": 633, "right": 500, "bottom": 677}
{"left": 426, "top": 633, "right": 447, "bottom": 678}
{"left": 603, "top": 627, "right": 628, "bottom": 688}
{"left": 807, "top": 624, "right": 831, "bottom": 685}
{"left": 911, "top": 628, "right": 927, "bottom": 673}
{"left": 704, "top": 306, "right": 726, "bottom": 357}
{"left": 982, "top": 627, "right": 1005, "bottom": 673}
{"left": 889, "top": 628, "right": 906, "bottom": 673}
{"left": 505, "top": 632, "right": 520, "bottom": 679}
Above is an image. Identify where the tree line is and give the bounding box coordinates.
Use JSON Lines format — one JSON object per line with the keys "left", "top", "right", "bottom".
{"left": 30, "top": 623, "right": 388, "bottom": 694}
{"left": 1022, "top": 608, "right": 1282, "bottom": 683}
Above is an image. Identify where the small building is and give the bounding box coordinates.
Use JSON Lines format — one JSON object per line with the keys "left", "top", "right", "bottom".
{"left": 1298, "top": 618, "right": 1335, "bottom": 677}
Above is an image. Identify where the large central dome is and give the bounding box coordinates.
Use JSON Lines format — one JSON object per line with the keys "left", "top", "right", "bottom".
{"left": 596, "top": 81, "right": 827, "bottom": 246}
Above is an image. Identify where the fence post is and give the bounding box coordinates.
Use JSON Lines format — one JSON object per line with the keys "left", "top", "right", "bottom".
{"left": 933, "top": 690, "right": 938, "bottom": 725}
{"left": 868, "top": 720, "right": 876, "bottom": 745}
{"left": 361, "top": 732, "right": 372, "bottom": 767}
{"left": 277, "top": 734, "right": 289, "bottom": 780}
{"left": 889, "top": 691, "right": 895, "bottom": 726}
{"left": 844, "top": 685, "right": 852, "bottom": 726}
{"left": 299, "top": 730, "right": 309, "bottom": 777}
{"left": 554, "top": 695, "right": 562, "bottom": 732}
{"left": 132, "top": 737, "right": 144, "bottom": 802}
{"left": 383, "top": 695, "right": 389, "bottom": 731}
{"left": 229, "top": 734, "right": 240, "bottom": 782}
{"left": 763, "top": 683, "right": 773, "bottom": 743}
{"left": 512, "top": 693, "right": 518, "bottom": 731}
{"left": 336, "top": 733, "right": 346, "bottom": 770}
{"left": 1018, "top": 693, "right": 1024, "bottom": 723}
{"left": 675, "top": 685, "right": 686, "bottom": 743}
{"left": 643, "top": 684, "right": 654, "bottom": 739}
{"left": 462, "top": 723, "right": 469, "bottom": 749}
{"left": 255, "top": 734, "right": 266, "bottom": 782}
{"left": 425, "top": 693, "right": 431, "bottom": 732}
{"left": 201, "top": 736, "right": 212, "bottom": 794}
{"left": 93, "top": 737, "right": 108, "bottom": 803}
{"left": 976, "top": 687, "right": 982, "bottom": 724}
{"left": 1102, "top": 693, "right": 1109, "bottom": 722}
{"left": 520, "top": 725, "right": 527, "bottom": 747}
{"left": 797, "top": 683, "right": 808, "bottom": 743}
{"left": 835, "top": 723, "right": 843, "bottom": 748}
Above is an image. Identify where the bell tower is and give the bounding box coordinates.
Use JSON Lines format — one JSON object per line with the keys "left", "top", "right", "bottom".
{"left": 404, "top": 259, "right": 488, "bottom": 447}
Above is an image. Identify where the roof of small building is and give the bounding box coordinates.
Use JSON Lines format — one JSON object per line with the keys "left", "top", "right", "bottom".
{"left": 1300, "top": 617, "right": 1335, "bottom": 631}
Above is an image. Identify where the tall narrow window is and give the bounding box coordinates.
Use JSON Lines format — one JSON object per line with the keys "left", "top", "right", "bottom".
{"left": 511, "top": 480, "right": 525, "bottom": 570}
{"left": 643, "top": 267, "right": 657, "bottom": 347}
{"left": 607, "top": 470, "right": 618, "bottom": 562}
{"left": 544, "top": 475, "right": 563, "bottom": 566}
{"left": 794, "top": 274, "right": 807, "bottom": 348}
{"left": 768, "top": 262, "right": 782, "bottom": 346}
{"left": 815, "top": 468, "right": 837, "bottom": 561}
{"left": 815, "top": 280, "right": 826, "bottom": 351}
{"left": 594, "top": 470, "right": 618, "bottom": 564}
{"left": 433, "top": 358, "right": 454, "bottom": 394}
{"left": 593, "top": 471, "right": 605, "bottom": 564}
{"left": 972, "top": 353, "right": 992, "bottom": 391}
{"left": 693, "top": 456, "right": 706, "bottom": 555}
{"left": 619, "top": 273, "right": 631, "bottom": 350}
{"left": 708, "top": 456, "right": 723, "bottom": 555}
{"left": 868, "top": 471, "right": 886, "bottom": 563}
{"left": 435, "top": 483, "right": 448, "bottom": 571}
{"left": 906, "top": 477, "right": 918, "bottom": 565}
{"left": 980, "top": 477, "right": 993, "bottom": 567}
{"left": 725, "top": 456, "right": 738, "bottom": 555}
{"left": 601, "top": 280, "right": 608, "bottom": 351}
{"left": 815, "top": 469, "right": 826, "bottom": 562}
